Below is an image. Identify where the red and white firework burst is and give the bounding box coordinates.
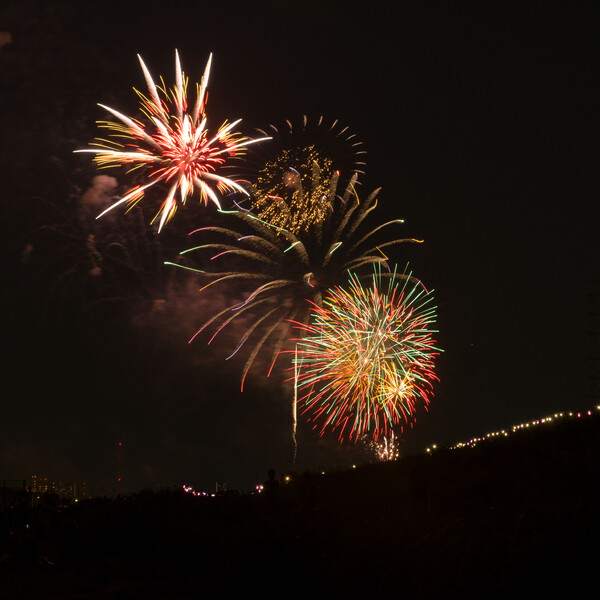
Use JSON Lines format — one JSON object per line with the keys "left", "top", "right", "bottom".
{"left": 76, "top": 51, "right": 269, "bottom": 231}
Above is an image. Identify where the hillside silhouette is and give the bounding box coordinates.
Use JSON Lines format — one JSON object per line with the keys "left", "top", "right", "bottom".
{"left": 2, "top": 412, "right": 598, "bottom": 598}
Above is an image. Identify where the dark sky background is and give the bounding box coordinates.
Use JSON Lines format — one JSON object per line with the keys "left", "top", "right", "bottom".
{"left": 1, "top": 1, "right": 599, "bottom": 494}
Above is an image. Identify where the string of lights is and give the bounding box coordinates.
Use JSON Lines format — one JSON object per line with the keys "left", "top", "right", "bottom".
{"left": 426, "top": 405, "right": 600, "bottom": 453}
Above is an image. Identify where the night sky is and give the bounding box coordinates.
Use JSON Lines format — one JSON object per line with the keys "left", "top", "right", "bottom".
{"left": 1, "top": 1, "right": 599, "bottom": 494}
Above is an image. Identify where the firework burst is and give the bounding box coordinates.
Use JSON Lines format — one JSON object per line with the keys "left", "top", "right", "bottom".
{"left": 167, "top": 173, "right": 422, "bottom": 388}
{"left": 249, "top": 145, "right": 335, "bottom": 234}
{"left": 291, "top": 265, "right": 440, "bottom": 442}
{"left": 368, "top": 431, "right": 400, "bottom": 461}
{"left": 237, "top": 116, "right": 367, "bottom": 235}
{"left": 76, "top": 51, "right": 270, "bottom": 231}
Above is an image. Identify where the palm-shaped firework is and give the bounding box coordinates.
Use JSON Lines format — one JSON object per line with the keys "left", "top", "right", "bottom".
{"left": 76, "top": 51, "right": 270, "bottom": 231}
{"left": 168, "top": 168, "right": 422, "bottom": 389}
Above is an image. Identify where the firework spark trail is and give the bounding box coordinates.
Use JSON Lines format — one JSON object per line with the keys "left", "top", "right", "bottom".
{"left": 292, "top": 344, "right": 299, "bottom": 464}
{"left": 290, "top": 265, "right": 440, "bottom": 442}
{"left": 75, "top": 51, "right": 270, "bottom": 231}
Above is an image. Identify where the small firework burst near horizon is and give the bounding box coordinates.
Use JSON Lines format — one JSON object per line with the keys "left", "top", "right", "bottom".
{"left": 75, "top": 51, "right": 270, "bottom": 231}
{"left": 291, "top": 265, "right": 441, "bottom": 443}
{"left": 368, "top": 431, "right": 400, "bottom": 461}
